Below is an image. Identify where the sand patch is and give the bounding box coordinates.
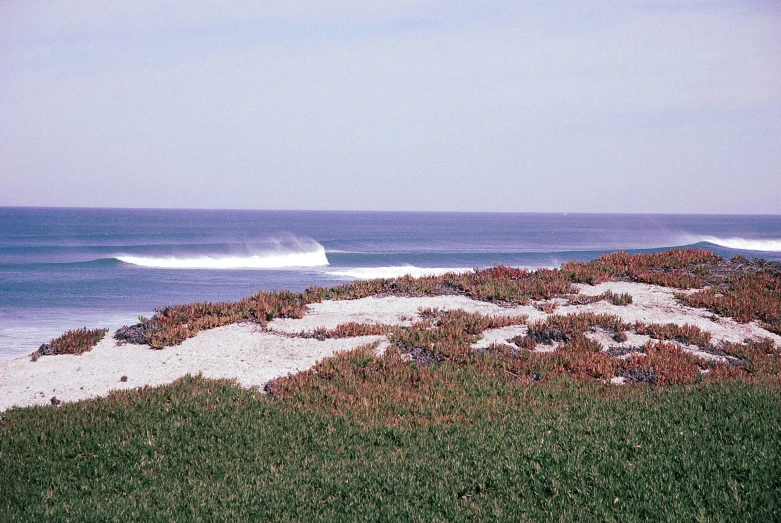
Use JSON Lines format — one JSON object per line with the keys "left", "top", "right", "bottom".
{"left": 562, "top": 281, "right": 780, "bottom": 346}
{"left": 472, "top": 325, "right": 528, "bottom": 351}
{"left": 268, "top": 295, "right": 527, "bottom": 334}
{"left": 0, "top": 323, "right": 383, "bottom": 411}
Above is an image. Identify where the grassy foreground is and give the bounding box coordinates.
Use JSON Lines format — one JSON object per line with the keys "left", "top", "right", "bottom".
{"left": 2, "top": 374, "right": 780, "bottom": 521}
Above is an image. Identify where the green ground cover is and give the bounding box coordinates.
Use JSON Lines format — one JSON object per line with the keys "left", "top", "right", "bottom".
{"left": 2, "top": 374, "right": 779, "bottom": 521}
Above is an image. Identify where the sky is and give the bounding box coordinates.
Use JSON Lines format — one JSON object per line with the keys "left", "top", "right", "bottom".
{"left": 1, "top": 1, "right": 780, "bottom": 213}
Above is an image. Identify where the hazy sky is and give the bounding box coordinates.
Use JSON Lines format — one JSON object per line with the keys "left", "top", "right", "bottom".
{"left": 1, "top": 1, "right": 780, "bottom": 213}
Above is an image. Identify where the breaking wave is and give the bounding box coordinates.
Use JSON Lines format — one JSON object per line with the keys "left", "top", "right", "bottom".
{"left": 701, "top": 237, "right": 781, "bottom": 253}
{"left": 116, "top": 237, "right": 329, "bottom": 269}
{"left": 327, "top": 266, "right": 471, "bottom": 280}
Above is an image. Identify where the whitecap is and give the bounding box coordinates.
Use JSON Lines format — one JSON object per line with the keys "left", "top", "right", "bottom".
{"left": 116, "top": 241, "right": 329, "bottom": 269}
{"left": 701, "top": 237, "right": 781, "bottom": 253}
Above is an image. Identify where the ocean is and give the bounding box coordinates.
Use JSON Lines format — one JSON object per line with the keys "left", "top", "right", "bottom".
{"left": 1, "top": 207, "right": 780, "bottom": 360}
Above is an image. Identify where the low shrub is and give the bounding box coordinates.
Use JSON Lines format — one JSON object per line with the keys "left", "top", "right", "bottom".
{"left": 569, "top": 290, "right": 633, "bottom": 306}
{"left": 319, "top": 266, "right": 577, "bottom": 304}
{"left": 716, "top": 338, "right": 781, "bottom": 375}
{"left": 618, "top": 341, "right": 704, "bottom": 386}
{"left": 36, "top": 328, "right": 108, "bottom": 357}
{"left": 122, "top": 290, "right": 311, "bottom": 349}
{"left": 300, "top": 322, "right": 389, "bottom": 340}
{"left": 388, "top": 310, "right": 527, "bottom": 364}
{"left": 562, "top": 248, "right": 720, "bottom": 288}
{"left": 634, "top": 322, "right": 712, "bottom": 347}
{"left": 548, "top": 334, "right": 617, "bottom": 380}
{"left": 680, "top": 271, "right": 781, "bottom": 334}
{"left": 114, "top": 321, "right": 158, "bottom": 345}
{"left": 526, "top": 313, "right": 633, "bottom": 344}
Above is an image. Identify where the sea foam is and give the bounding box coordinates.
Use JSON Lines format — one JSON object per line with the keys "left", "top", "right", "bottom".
{"left": 701, "top": 237, "right": 781, "bottom": 253}
{"left": 327, "top": 266, "right": 471, "bottom": 280}
{"left": 117, "top": 241, "right": 329, "bottom": 269}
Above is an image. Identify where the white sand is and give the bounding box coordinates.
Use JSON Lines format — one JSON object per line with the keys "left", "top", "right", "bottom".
{"left": 1, "top": 282, "right": 779, "bottom": 412}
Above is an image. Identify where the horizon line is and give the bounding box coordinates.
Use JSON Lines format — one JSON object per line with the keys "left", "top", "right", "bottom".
{"left": 2, "top": 205, "right": 780, "bottom": 217}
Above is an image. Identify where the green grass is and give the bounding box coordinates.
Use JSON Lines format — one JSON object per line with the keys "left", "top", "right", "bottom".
{"left": 2, "top": 375, "right": 779, "bottom": 521}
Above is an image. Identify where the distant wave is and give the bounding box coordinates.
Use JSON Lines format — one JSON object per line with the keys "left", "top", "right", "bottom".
{"left": 116, "top": 237, "right": 329, "bottom": 269}
{"left": 701, "top": 237, "right": 781, "bottom": 253}
{"left": 327, "top": 266, "right": 471, "bottom": 280}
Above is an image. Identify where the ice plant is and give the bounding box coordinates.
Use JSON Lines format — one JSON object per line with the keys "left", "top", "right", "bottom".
{"left": 35, "top": 327, "right": 108, "bottom": 357}
{"left": 562, "top": 248, "right": 720, "bottom": 288}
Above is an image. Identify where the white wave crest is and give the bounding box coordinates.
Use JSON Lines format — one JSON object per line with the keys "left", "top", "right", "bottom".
{"left": 327, "top": 266, "right": 471, "bottom": 280}
{"left": 701, "top": 237, "right": 781, "bottom": 252}
{"left": 117, "top": 244, "right": 329, "bottom": 269}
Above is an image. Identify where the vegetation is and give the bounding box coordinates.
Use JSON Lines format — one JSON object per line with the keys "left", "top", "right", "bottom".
{"left": 274, "top": 307, "right": 781, "bottom": 399}
{"left": 680, "top": 270, "right": 781, "bottom": 335}
{"left": 2, "top": 374, "right": 780, "bottom": 520}
{"left": 523, "top": 312, "right": 632, "bottom": 345}
{"left": 569, "top": 290, "right": 633, "bottom": 306}
{"left": 387, "top": 310, "right": 528, "bottom": 364}
{"left": 504, "top": 312, "right": 779, "bottom": 382}
{"left": 714, "top": 338, "right": 781, "bottom": 375}
{"left": 634, "top": 322, "right": 712, "bottom": 347}
{"left": 117, "top": 290, "right": 309, "bottom": 349}
{"left": 296, "top": 322, "right": 389, "bottom": 341}
{"left": 561, "top": 248, "right": 720, "bottom": 288}
{"left": 315, "top": 265, "right": 576, "bottom": 303}
{"left": 109, "top": 265, "right": 576, "bottom": 349}
{"left": 34, "top": 327, "right": 108, "bottom": 358}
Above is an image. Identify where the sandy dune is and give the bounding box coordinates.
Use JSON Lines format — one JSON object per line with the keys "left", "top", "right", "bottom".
{"left": 2, "top": 282, "right": 778, "bottom": 412}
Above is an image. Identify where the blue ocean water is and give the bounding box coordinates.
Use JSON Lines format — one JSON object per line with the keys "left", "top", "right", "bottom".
{"left": 1, "top": 207, "right": 780, "bottom": 360}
